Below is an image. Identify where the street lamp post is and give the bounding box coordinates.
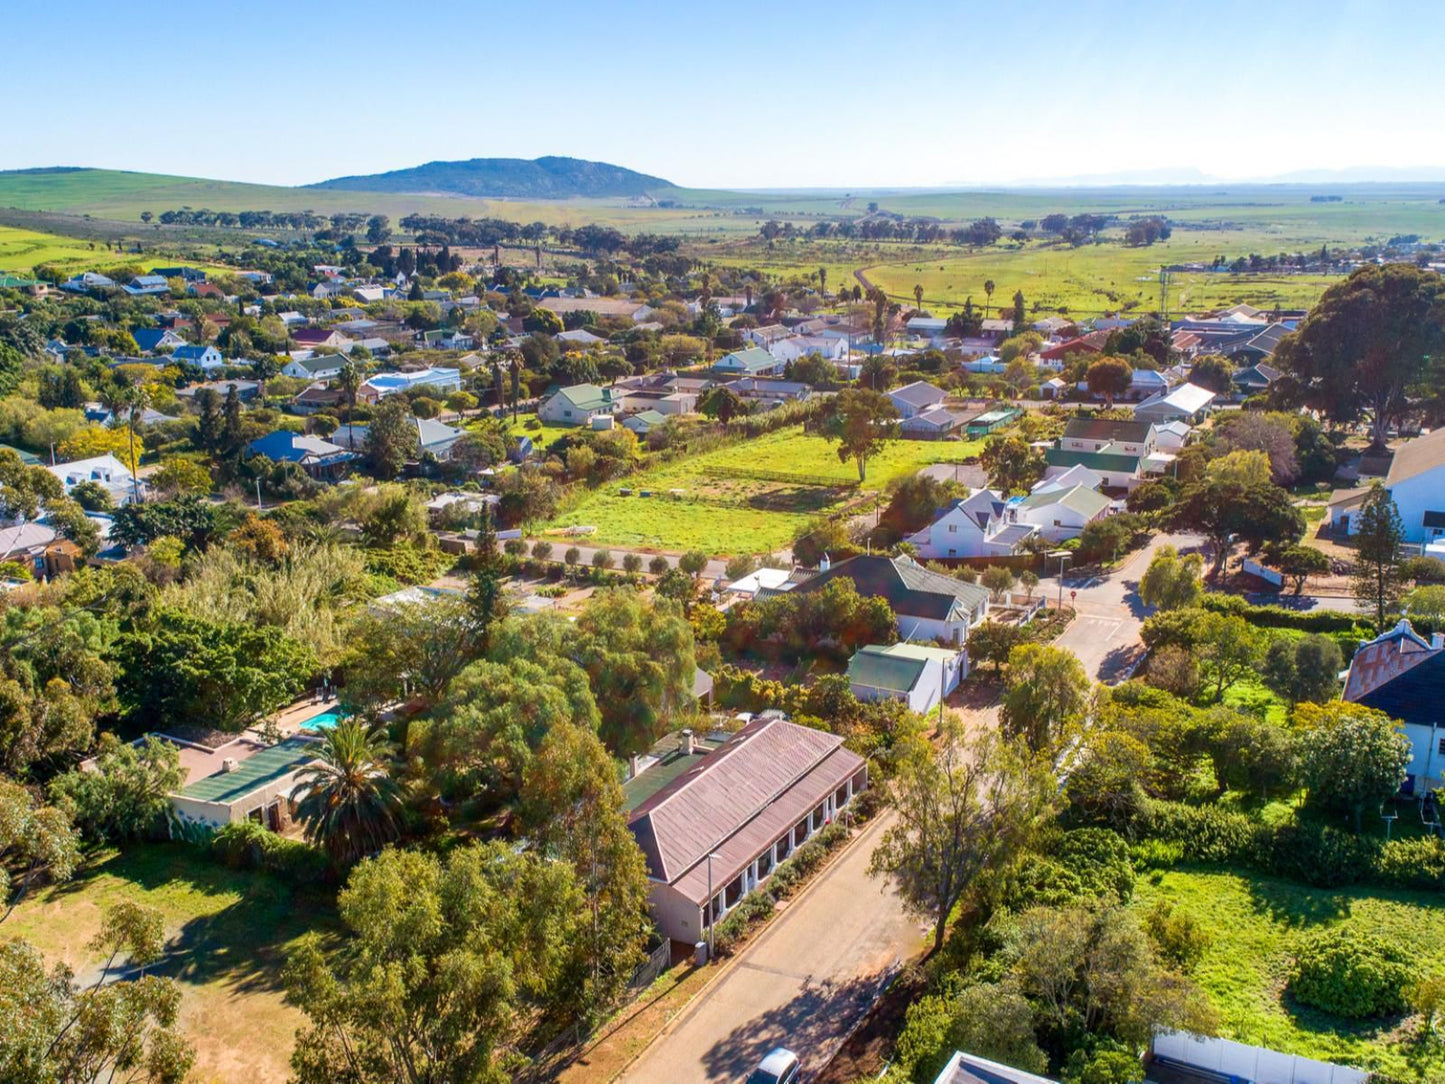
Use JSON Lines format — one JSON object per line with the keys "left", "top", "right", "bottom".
{"left": 706, "top": 850, "right": 723, "bottom": 961}
{"left": 1049, "top": 550, "right": 1071, "bottom": 610}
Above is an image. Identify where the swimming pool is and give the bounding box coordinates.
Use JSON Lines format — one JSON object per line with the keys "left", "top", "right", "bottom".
{"left": 300, "top": 710, "right": 343, "bottom": 731}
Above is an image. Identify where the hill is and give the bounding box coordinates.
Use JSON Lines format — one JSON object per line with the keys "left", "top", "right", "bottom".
{"left": 309, "top": 156, "right": 672, "bottom": 199}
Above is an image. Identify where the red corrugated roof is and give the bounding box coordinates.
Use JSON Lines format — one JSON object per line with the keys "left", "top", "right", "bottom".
{"left": 629, "top": 716, "right": 863, "bottom": 898}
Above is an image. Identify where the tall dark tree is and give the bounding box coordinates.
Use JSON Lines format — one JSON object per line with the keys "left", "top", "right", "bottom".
{"left": 1352, "top": 483, "right": 1405, "bottom": 629}
{"left": 1274, "top": 263, "right": 1445, "bottom": 449}
{"left": 220, "top": 384, "right": 244, "bottom": 458}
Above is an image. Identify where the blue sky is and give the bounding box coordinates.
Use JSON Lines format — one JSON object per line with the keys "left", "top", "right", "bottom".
{"left": 5, "top": 0, "right": 1443, "bottom": 188}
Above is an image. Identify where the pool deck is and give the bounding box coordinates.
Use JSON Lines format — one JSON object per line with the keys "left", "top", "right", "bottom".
{"left": 263, "top": 696, "right": 339, "bottom": 739}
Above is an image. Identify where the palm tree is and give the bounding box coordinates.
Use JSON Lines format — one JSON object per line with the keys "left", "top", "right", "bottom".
{"left": 983, "top": 279, "right": 995, "bottom": 318}
{"left": 818, "top": 267, "right": 828, "bottom": 297}
{"left": 913, "top": 283, "right": 924, "bottom": 310}
{"left": 115, "top": 382, "right": 152, "bottom": 502}
{"left": 290, "top": 719, "right": 402, "bottom": 867}
{"left": 337, "top": 360, "right": 361, "bottom": 450}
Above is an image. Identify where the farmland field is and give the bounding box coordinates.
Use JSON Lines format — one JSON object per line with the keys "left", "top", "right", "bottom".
{"left": 5, "top": 842, "right": 329, "bottom": 1084}
{"left": 1130, "top": 867, "right": 1445, "bottom": 1082}
{"left": 0, "top": 224, "right": 221, "bottom": 275}
{"left": 540, "top": 425, "right": 984, "bottom": 555}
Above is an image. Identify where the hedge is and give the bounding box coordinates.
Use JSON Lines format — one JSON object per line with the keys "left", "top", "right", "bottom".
{"left": 209, "top": 820, "right": 329, "bottom": 884}
{"left": 1200, "top": 594, "right": 1370, "bottom": 636}
{"left": 1135, "top": 799, "right": 1445, "bottom": 891}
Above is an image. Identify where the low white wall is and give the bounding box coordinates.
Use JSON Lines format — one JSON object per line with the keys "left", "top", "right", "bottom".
{"left": 1152, "top": 1030, "right": 1367, "bottom": 1084}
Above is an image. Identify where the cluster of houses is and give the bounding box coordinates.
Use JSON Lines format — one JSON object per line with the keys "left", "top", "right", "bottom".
{"left": 0, "top": 450, "right": 141, "bottom": 576}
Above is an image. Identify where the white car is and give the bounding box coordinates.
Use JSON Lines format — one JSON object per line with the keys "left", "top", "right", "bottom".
{"left": 746, "top": 1047, "right": 800, "bottom": 1084}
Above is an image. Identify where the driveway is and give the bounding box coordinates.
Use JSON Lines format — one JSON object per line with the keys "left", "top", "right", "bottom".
{"left": 620, "top": 811, "right": 924, "bottom": 1084}
{"left": 1050, "top": 531, "right": 1202, "bottom": 683}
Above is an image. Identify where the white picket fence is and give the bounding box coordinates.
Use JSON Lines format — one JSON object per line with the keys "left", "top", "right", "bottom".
{"left": 1152, "top": 1030, "right": 1367, "bottom": 1084}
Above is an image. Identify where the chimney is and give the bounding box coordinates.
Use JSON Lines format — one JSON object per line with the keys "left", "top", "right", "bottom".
{"left": 680, "top": 728, "right": 695, "bottom": 756}
{"left": 628, "top": 754, "right": 642, "bottom": 780}
{"left": 819, "top": 552, "right": 831, "bottom": 572}
{"left": 220, "top": 757, "right": 237, "bottom": 773}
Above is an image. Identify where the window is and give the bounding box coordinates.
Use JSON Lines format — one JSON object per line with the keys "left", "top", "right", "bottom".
{"left": 948, "top": 524, "right": 957, "bottom": 533}
{"left": 758, "top": 848, "right": 774, "bottom": 878}
{"left": 1438, "top": 737, "right": 1445, "bottom": 755}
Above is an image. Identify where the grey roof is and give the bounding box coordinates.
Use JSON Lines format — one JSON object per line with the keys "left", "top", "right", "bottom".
{"left": 1386, "top": 428, "right": 1445, "bottom": 487}
{"left": 1017, "top": 483, "right": 1112, "bottom": 518}
{"left": 793, "top": 554, "right": 990, "bottom": 622}
{"left": 890, "top": 381, "right": 947, "bottom": 408}
{"left": 1062, "top": 417, "right": 1153, "bottom": 444}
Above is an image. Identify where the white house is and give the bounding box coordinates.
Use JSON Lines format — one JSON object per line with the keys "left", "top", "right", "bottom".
{"left": 1031, "top": 463, "right": 1103, "bottom": 495}
{"left": 1342, "top": 619, "right": 1445, "bottom": 795}
{"left": 906, "top": 490, "right": 1040, "bottom": 559}
{"left": 170, "top": 344, "right": 225, "bottom": 371}
{"left": 1376, "top": 428, "right": 1445, "bottom": 545}
{"left": 48, "top": 453, "right": 146, "bottom": 506}
{"left": 538, "top": 383, "right": 620, "bottom": 426}
{"left": 888, "top": 381, "right": 947, "bottom": 419}
{"left": 1012, "top": 484, "right": 1112, "bottom": 542}
{"left": 792, "top": 554, "right": 992, "bottom": 645}
{"left": 363, "top": 367, "right": 462, "bottom": 398}
{"left": 1060, "top": 418, "right": 1157, "bottom": 457}
{"left": 847, "top": 642, "right": 966, "bottom": 714}
{"left": 283, "top": 356, "right": 348, "bottom": 381}
{"left": 1133, "top": 382, "right": 1216, "bottom": 424}
{"left": 1153, "top": 420, "right": 1192, "bottom": 452}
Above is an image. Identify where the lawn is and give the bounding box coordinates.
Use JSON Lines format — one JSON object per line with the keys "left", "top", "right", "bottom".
{"left": 1130, "top": 867, "right": 1445, "bottom": 1081}
{"left": 5, "top": 842, "right": 332, "bottom": 1084}
{"left": 541, "top": 425, "right": 985, "bottom": 555}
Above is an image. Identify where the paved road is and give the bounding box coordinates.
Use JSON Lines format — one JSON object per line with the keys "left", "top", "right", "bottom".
{"left": 620, "top": 811, "right": 924, "bottom": 1084}
{"left": 1050, "top": 532, "right": 1202, "bottom": 683}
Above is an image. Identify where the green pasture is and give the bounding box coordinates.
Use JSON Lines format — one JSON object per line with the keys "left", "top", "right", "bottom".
{"left": 541, "top": 425, "right": 983, "bottom": 555}
{"left": 1131, "top": 867, "right": 1445, "bottom": 1081}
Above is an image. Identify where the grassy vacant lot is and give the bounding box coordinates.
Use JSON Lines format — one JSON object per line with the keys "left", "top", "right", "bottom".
{"left": 1130, "top": 868, "right": 1445, "bottom": 1081}
{"left": 6, "top": 842, "right": 331, "bottom": 1084}
{"left": 542, "top": 426, "right": 984, "bottom": 555}
{"left": 0, "top": 224, "right": 176, "bottom": 275}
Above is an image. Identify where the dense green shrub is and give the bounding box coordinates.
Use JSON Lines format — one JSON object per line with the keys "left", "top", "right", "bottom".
{"left": 1288, "top": 929, "right": 1411, "bottom": 1019}
{"left": 1056, "top": 827, "right": 1136, "bottom": 901}
{"left": 209, "top": 820, "right": 328, "bottom": 883}
{"left": 1375, "top": 837, "right": 1445, "bottom": 890}
{"left": 712, "top": 892, "right": 776, "bottom": 956}
{"left": 1143, "top": 899, "right": 1211, "bottom": 973}
{"left": 1200, "top": 594, "right": 1369, "bottom": 636}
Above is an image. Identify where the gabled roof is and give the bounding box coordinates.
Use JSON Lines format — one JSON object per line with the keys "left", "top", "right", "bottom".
{"left": 628, "top": 716, "right": 860, "bottom": 889}
{"left": 847, "top": 644, "right": 930, "bottom": 693}
{"left": 1134, "top": 382, "right": 1216, "bottom": 417}
{"left": 1385, "top": 428, "right": 1445, "bottom": 488}
{"left": 902, "top": 407, "right": 963, "bottom": 431}
{"left": 547, "top": 383, "right": 612, "bottom": 413}
{"left": 1017, "top": 483, "right": 1111, "bottom": 518}
{"left": 715, "top": 346, "right": 778, "bottom": 373}
{"left": 889, "top": 381, "right": 947, "bottom": 409}
{"left": 1045, "top": 447, "right": 1141, "bottom": 474}
{"left": 246, "top": 431, "right": 354, "bottom": 465}
{"left": 1063, "top": 417, "right": 1154, "bottom": 444}
{"left": 1344, "top": 619, "right": 1443, "bottom": 718}
{"left": 793, "top": 554, "right": 990, "bottom": 622}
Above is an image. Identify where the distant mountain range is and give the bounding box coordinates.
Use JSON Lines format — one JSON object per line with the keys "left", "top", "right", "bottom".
{"left": 1002, "top": 165, "right": 1445, "bottom": 187}
{"left": 309, "top": 156, "right": 672, "bottom": 199}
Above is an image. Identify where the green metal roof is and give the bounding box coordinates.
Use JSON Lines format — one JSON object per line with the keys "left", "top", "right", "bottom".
{"left": 714, "top": 346, "right": 778, "bottom": 373}
{"left": 971, "top": 408, "right": 1020, "bottom": 425}
{"left": 555, "top": 383, "right": 612, "bottom": 412}
{"left": 1045, "top": 447, "right": 1141, "bottom": 474}
{"left": 0, "top": 444, "right": 41, "bottom": 465}
{"left": 181, "top": 737, "right": 321, "bottom": 804}
{"left": 1017, "top": 484, "right": 1112, "bottom": 518}
{"left": 622, "top": 732, "right": 727, "bottom": 811}
{"left": 847, "top": 645, "right": 927, "bottom": 693}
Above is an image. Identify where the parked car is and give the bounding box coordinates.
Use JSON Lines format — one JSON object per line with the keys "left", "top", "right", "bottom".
{"left": 746, "top": 1047, "right": 800, "bottom": 1084}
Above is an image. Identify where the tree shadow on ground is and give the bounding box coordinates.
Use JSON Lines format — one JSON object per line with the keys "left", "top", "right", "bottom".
{"left": 1243, "top": 874, "right": 1350, "bottom": 928}
{"left": 1097, "top": 642, "right": 1146, "bottom": 682}
{"left": 54, "top": 843, "right": 337, "bottom": 997}
{"left": 699, "top": 969, "right": 890, "bottom": 1082}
